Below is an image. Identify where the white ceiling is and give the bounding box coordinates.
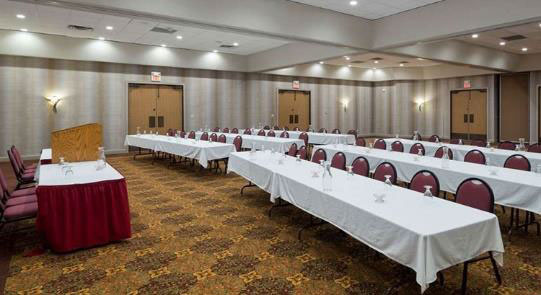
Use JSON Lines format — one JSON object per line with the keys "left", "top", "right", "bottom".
{"left": 0, "top": 0, "right": 290, "bottom": 55}
{"left": 287, "top": 0, "right": 444, "bottom": 20}
{"left": 325, "top": 52, "right": 440, "bottom": 69}
{"left": 456, "top": 22, "right": 541, "bottom": 54}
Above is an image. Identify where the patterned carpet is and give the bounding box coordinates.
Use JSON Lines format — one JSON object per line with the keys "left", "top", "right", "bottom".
{"left": 3, "top": 155, "right": 541, "bottom": 294}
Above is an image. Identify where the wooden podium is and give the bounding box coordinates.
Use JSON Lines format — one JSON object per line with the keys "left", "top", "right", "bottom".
{"left": 51, "top": 123, "right": 103, "bottom": 163}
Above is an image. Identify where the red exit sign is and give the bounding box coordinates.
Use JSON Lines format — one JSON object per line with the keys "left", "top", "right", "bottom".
{"left": 463, "top": 80, "right": 471, "bottom": 89}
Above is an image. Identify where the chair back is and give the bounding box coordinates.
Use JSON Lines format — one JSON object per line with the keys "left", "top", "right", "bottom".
{"left": 212, "top": 127, "right": 220, "bottom": 132}
{"left": 434, "top": 146, "right": 454, "bottom": 160}
{"left": 188, "top": 131, "right": 196, "bottom": 139}
{"left": 209, "top": 133, "right": 218, "bottom": 142}
{"left": 297, "top": 146, "right": 307, "bottom": 160}
{"left": 257, "top": 129, "right": 266, "bottom": 136}
{"left": 391, "top": 141, "right": 404, "bottom": 152}
{"left": 263, "top": 125, "right": 270, "bottom": 130}
{"left": 331, "top": 152, "right": 346, "bottom": 170}
{"left": 456, "top": 178, "right": 494, "bottom": 213}
{"left": 222, "top": 128, "right": 230, "bottom": 133}
{"left": 373, "top": 139, "right": 386, "bottom": 150}
{"left": 351, "top": 156, "right": 370, "bottom": 177}
{"left": 319, "top": 128, "right": 327, "bottom": 133}
{"left": 218, "top": 134, "right": 227, "bottom": 143}
{"left": 450, "top": 138, "right": 461, "bottom": 144}
{"left": 412, "top": 132, "right": 422, "bottom": 140}
{"left": 180, "top": 131, "right": 186, "bottom": 138}
{"left": 355, "top": 137, "right": 366, "bottom": 147}
{"left": 0, "top": 168, "right": 10, "bottom": 194}
{"left": 428, "top": 135, "right": 440, "bottom": 142}
{"left": 409, "top": 143, "right": 425, "bottom": 155}
{"left": 294, "top": 127, "right": 300, "bottom": 131}
{"left": 231, "top": 128, "right": 239, "bottom": 134}
{"left": 373, "top": 162, "right": 397, "bottom": 184}
{"left": 280, "top": 131, "right": 289, "bottom": 138}
{"left": 347, "top": 130, "right": 357, "bottom": 138}
{"left": 332, "top": 128, "right": 341, "bottom": 134}
{"left": 409, "top": 170, "right": 440, "bottom": 196}
{"left": 527, "top": 143, "right": 541, "bottom": 153}
{"left": 299, "top": 132, "right": 309, "bottom": 146}
{"left": 504, "top": 154, "right": 530, "bottom": 171}
{"left": 200, "top": 132, "right": 209, "bottom": 141}
{"left": 10, "top": 146, "right": 24, "bottom": 171}
{"left": 498, "top": 141, "right": 516, "bottom": 150}
{"left": 243, "top": 129, "right": 251, "bottom": 135}
{"left": 233, "top": 136, "right": 242, "bottom": 152}
{"left": 273, "top": 126, "right": 280, "bottom": 130}
{"left": 471, "top": 140, "right": 486, "bottom": 147}
{"left": 287, "top": 143, "right": 298, "bottom": 157}
{"left": 464, "top": 149, "right": 486, "bottom": 164}
{"left": 283, "top": 126, "right": 290, "bottom": 131}
{"left": 311, "top": 149, "right": 327, "bottom": 163}
{"left": 267, "top": 130, "right": 276, "bottom": 137}
{"left": 7, "top": 150, "right": 21, "bottom": 177}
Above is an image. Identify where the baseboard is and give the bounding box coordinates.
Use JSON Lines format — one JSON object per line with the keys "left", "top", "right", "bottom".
{"left": 0, "top": 149, "right": 128, "bottom": 163}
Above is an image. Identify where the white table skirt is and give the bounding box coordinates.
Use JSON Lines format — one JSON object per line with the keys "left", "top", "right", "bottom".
{"left": 124, "top": 135, "right": 235, "bottom": 168}
{"left": 239, "top": 129, "right": 355, "bottom": 145}
{"left": 227, "top": 151, "right": 504, "bottom": 293}
{"left": 383, "top": 138, "right": 541, "bottom": 168}
{"left": 319, "top": 144, "right": 541, "bottom": 214}
{"left": 193, "top": 132, "right": 305, "bottom": 154}
{"left": 38, "top": 161, "right": 124, "bottom": 186}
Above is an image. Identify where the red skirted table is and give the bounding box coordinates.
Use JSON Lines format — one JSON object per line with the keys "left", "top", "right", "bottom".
{"left": 36, "top": 161, "right": 131, "bottom": 253}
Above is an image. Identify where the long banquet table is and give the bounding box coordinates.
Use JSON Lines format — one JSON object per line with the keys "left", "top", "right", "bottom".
{"left": 124, "top": 134, "right": 235, "bottom": 168}
{"left": 36, "top": 161, "right": 131, "bottom": 252}
{"left": 239, "top": 129, "right": 355, "bottom": 145}
{"left": 227, "top": 151, "right": 504, "bottom": 293}
{"left": 193, "top": 132, "right": 305, "bottom": 153}
{"left": 318, "top": 144, "right": 541, "bottom": 215}
{"left": 383, "top": 138, "right": 541, "bottom": 168}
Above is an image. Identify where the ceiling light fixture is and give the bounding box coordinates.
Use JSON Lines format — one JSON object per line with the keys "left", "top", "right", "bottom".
{"left": 160, "top": 44, "right": 167, "bottom": 47}
{"left": 176, "top": 35, "right": 183, "bottom": 40}
{"left": 522, "top": 47, "right": 528, "bottom": 52}
{"left": 400, "top": 63, "right": 404, "bottom": 67}
{"left": 350, "top": 0, "right": 358, "bottom": 6}
{"left": 16, "top": 14, "right": 25, "bottom": 19}
{"left": 20, "top": 28, "right": 28, "bottom": 32}
{"left": 471, "top": 34, "right": 479, "bottom": 38}
{"left": 344, "top": 56, "right": 350, "bottom": 60}
{"left": 374, "top": 60, "right": 379, "bottom": 64}
{"left": 348, "top": 65, "right": 352, "bottom": 68}
{"left": 105, "top": 26, "right": 113, "bottom": 30}
{"left": 233, "top": 42, "right": 239, "bottom": 46}
{"left": 417, "top": 58, "right": 424, "bottom": 61}
{"left": 98, "top": 37, "right": 105, "bottom": 40}
{"left": 499, "top": 41, "right": 506, "bottom": 46}
{"left": 319, "top": 61, "right": 324, "bottom": 64}
{"left": 213, "top": 50, "right": 218, "bottom": 53}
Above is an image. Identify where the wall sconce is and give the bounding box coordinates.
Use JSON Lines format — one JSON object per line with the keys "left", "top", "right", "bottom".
{"left": 44, "top": 95, "right": 62, "bottom": 113}
{"left": 341, "top": 99, "right": 349, "bottom": 112}
{"left": 415, "top": 99, "right": 425, "bottom": 112}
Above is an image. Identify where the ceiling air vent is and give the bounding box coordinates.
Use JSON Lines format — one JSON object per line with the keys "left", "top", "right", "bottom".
{"left": 219, "top": 44, "right": 235, "bottom": 48}
{"left": 351, "top": 60, "right": 364, "bottom": 64}
{"left": 67, "top": 25, "right": 94, "bottom": 31}
{"left": 501, "top": 35, "right": 527, "bottom": 41}
{"left": 150, "top": 26, "right": 177, "bottom": 34}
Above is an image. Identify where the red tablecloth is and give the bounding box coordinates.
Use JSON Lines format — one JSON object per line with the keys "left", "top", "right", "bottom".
{"left": 36, "top": 178, "right": 131, "bottom": 252}
{"left": 40, "top": 159, "right": 52, "bottom": 165}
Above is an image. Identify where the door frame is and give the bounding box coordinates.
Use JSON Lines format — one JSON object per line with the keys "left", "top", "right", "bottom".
{"left": 498, "top": 73, "right": 530, "bottom": 142}
{"left": 538, "top": 85, "right": 541, "bottom": 143}
{"left": 276, "top": 88, "right": 311, "bottom": 128}
{"left": 449, "top": 88, "right": 489, "bottom": 141}
{"left": 126, "top": 82, "right": 185, "bottom": 135}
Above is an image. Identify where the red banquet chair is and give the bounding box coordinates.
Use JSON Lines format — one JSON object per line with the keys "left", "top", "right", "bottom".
{"left": 434, "top": 146, "right": 454, "bottom": 160}
{"left": 273, "top": 126, "right": 280, "bottom": 130}
{"left": 7, "top": 150, "right": 34, "bottom": 189}
{"left": 0, "top": 189, "right": 38, "bottom": 232}
{"left": 296, "top": 146, "right": 307, "bottom": 160}
{"left": 188, "top": 131, "right": 196, "bottom": 139}
{"left": 267, "top": 130, "right": 276, "bottom": 137}
{"left": 355, "top": 137, "right": 366, "bottom": 147}
{"left": 319, "top": 128, "right": 327, "bottom": 133}
{"left": 409, "top": 170, "right": 440, "bottom": 196}
{"left": 179, "top": 131, "right": 186, "bottom": 138}
{"left": 454, "top": 178, "right": 502, "bottom": 294}
{"left": 498, "top": 141, "right": 516, "bottom": 150}
{"left": 231, "top": 128, "right": 239, "bottom": 134}
{"left": 373, "top": 162, "right": 397, "bottom": 184}
{"left": 373, "top": 139, "right": 386, "bottom": 150}
{"left": 212, "top": 127, "right": 220, "bottom": 132}
{"left": 222, "top": 128, "right": 230, "bottom": 133}
{"left": 464, "top": 150, "right": 486, "bottom": 165}
{"left": 299, "top": 132, "right": 309, "bottom": 147}
{"left": 233, "top": 136, "right": 242, "bottom": 152}
{"left": 218, "top": 134, "right": 226, "bottom": 143}
{"left": 293, "top": 127, "right": 300, "bottom": 131}
{"left": 200, "top": 132, "right": 209, "bottom": 141}
{"left": 283, "top": 126, "right": 290, "bottom": 131}
{"left": 347, "top": 130, "right": 357, "bottom": 139}
{"left": 450, "top": 138, "right": 461, "bottom": 144}
{"left": 257, "top": 129, "right": 266, "bottom": 136}
{"left": 311, "top": 149, "right": 327, "bottom": 164}
{"left": 470, "top": 140, "right": 486, "bottom": 147}
{"left": 10, "top": 146, "right": 37, "bottom": 171}
{"left": 428, "top": 135, "right": 440, "bottom": 142}
{"left": 527, "top": 143, "right": 541, "bottom": 153}
{"left": 332, "top": 128, "right": 341, "bottom": 134}
{"left": 351, "top": 156, "right": 370, "bottom": 177}
{"left": 391, "top": 141, "right": 404, "bottom": 152}
{"left": 263, "top": 125, "right": 271, "bottom": 130}
{"left": 280, "top": 131, "right": 289, "bottom": 138}
{"left": 243, "top": 129, "right": 251, "bottom": 135}
{"left": 209, "top": 133, "right": 218, "bottom": 142}
{"left": 0, "top": 168, "right": 36, "bottom": 206}
{"left": 331, "top": 152, "right": 346, "bottom": 170}
{"left": 287, "top": 143, "right": 298, "bottom": 157}
{"left": 409, "top": 143, "right": 425, "bottom": 155}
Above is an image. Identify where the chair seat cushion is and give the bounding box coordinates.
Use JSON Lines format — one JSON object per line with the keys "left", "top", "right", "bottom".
{"left": 3, "top": 202, "right": 37, "bottom": 221}
{"left": 11, "top": 186, "right": 37, "bottom": 198}
{"left": 21, "top": 172, "right": 35, "bottom": 181}
{"left": 26, "top": 163, "right": 38, "bottom": 169}
{"left": 6, "top": 195, "right": 37, "bottom": 206}
{"left": 23, "top": 168, "right": 37, "bottom": 173}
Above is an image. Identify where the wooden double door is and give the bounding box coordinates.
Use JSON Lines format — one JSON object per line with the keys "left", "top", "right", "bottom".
{"left": 278, "top": 90, "right": 310, "bottom": 130}
{"left": 451, "top": 89, "right": 487, "bottom": 141}
{"left": 128, "top": 84, "right": 183, "bottom": 135}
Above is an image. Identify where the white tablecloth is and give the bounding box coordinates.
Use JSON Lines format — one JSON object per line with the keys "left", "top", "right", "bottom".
{"left": 383, "top": 138, "right": 541, "bottom": 168}
{"left": 228, "top": 151, "right": 504, "bottom": 293}
{"left": 318, "top": 144, "right": 541, "bottom": 214}
{"left": 193, "top": 132, "right": 305, "bottom": 154}
{"left": 40, "top": 148, "right": 52, "bottom": 162}
{"left": 38, "top": 161, "right": 124, "bottom": 186}
{"left": 124, "top": 135, "right": 235, "bottom": 168}
{"left": 239, "top": 129, "right": 355, "bottom": 145}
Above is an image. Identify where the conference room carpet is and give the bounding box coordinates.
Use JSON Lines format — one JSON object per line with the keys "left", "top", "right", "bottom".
{"left": 2, "top": 155, "right": 541, "bottom": 294}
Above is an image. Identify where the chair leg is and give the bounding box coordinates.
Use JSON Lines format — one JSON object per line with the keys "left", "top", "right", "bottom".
{"left": 437, "top": 272, "right": 445, "bottom": 286}
{"left": 240, "top": 182, "right": 255, "bottom": 195}
{"left": 489, "top": 252, "right": 502, "bottom": 285}
{"left": 461, "top": 262, "right": 469, "bottom": 295}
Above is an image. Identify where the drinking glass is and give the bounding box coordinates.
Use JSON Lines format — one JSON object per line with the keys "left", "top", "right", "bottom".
{"left": 423, "top": 185, "right": 433, "bottom": 198}
{"left": 346, "top": 165, "right": 354, "bottom": 179}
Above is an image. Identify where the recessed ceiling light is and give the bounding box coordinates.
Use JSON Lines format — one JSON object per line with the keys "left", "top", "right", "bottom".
{"left": 105, "top": 26, "right": 113, "bottom": 30}
{"left": 176, "top": 35, "right": 183, "bottom": 40}
{"left": 233, "top": 42, "right": 239, "bottom": 46}
{"left": 98, "top": 37, "right": 105, "bottom": 40}
{"left": 16, "top": 14, "right": 25, "bottom": 19}
{"left": 417, "top": 58, "right": 424, "bottom": 61}
{"left": 522, "top": 47, "right": 528, "bottom": 52}
{"left": 471, "top": 34, "right": 479, "bottom": 38}
{"left": 344, "top": 56, "right": 350, "bottom": 60}
{"left": 374, "top": 60, "right": 379, "bottom": 64}
{"left": 539, "top": 23, "right": 541, "bottom": 27}
{"left": 347, "top": 65, "right": 352, "bottom": 68}
{"left": 20, "top": 28, "right": 28, "bottom": 32}
{"left": 499, "top": 41, "right": 506, "bottom": 46}
{"left": 350, "top": 0, "right": 358, "bottom": 6}
{"left": 319, "top": 61, "right": 324, "bottom": 64}
{"left": 213, "top": 50, "right": 218, "bottom": 53}
{"left": 160, "top": 44, "right": 167, "bottom": 47}
{"left": 399, "top": 63, "right": 404, "bottom": 67}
